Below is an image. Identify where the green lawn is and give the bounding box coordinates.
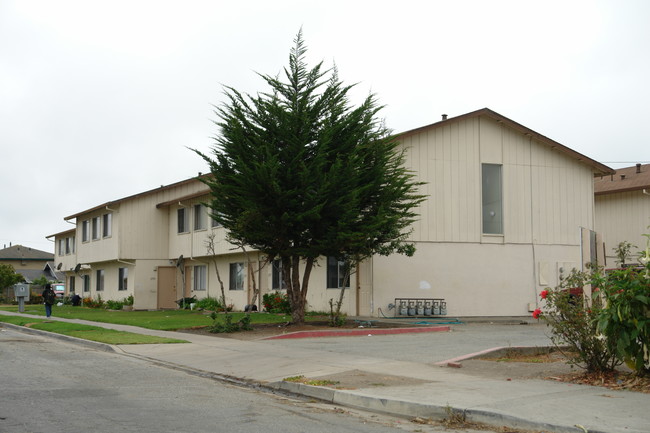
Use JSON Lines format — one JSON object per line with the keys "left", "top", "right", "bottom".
{"left": 0, "top": 314, "right": 187, "bottom": 344}
{"left": 0, "top": 305, "right": 294, "bottom": 330}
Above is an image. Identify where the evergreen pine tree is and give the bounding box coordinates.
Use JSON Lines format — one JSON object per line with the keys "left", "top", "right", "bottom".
{"left": 195, "top": 31, "right": 424, "bottom": 323}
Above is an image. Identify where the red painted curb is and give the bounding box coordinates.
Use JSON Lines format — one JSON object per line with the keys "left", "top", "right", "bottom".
{"left": 263, "top": 325, "right": 450, "bottom": 340}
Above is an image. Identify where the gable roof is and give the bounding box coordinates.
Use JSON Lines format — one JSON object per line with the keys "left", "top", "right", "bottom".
{"left": 594, "top": 163, "right": 650, "bottom": 195}
{"left": 397, "top": 108, "right": 614, "bottom": 177}
{"left": 15, "top": 262, "right": 64, "bottom": 283}
{"left": 0, "top": 244, "right": 54, "bottom": 261}
{"left": 63, "top": 174, "right": 210, "bottom": 221}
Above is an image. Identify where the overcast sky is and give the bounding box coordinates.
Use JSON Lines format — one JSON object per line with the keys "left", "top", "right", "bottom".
{"left": 1, "top": 0, "right": 649, "bottom": 253}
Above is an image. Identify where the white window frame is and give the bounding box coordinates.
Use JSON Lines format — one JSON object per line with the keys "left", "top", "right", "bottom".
{"left": 481, "top": 163, "right": 504, "bottom": 235}
{"left": 92, "top": 217, "right": 101, "bottom": 241}
{"left": 118, "top": 267, "right": 128, "bottom": 291}
{"left": 193, "top": 204, "right": 206, "bottom": 231}
{"left": 102, "top": 213, "right": 112, "bottom": 238}
{"left": 229, "top": 262, "right": 244, "bottom": 291}
{"left": 193, "top": 265, "right": 207, "bottom": 291}
{"left": 177, "top": 208, "right": 188, "bottom": 233}
{"left": 326, "top": 256, "right": 350, "bottom": 289}
{"left": 82, "top": 220, "right": 90, "bottom": 243}
{"left": 96, "top": 269, "right": 104, "bottom": 291}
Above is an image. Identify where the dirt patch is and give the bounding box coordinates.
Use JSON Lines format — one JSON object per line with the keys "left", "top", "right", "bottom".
{"left": 299, "top": 369, "right": 433, "bottom": 389}
{"left": 450, "top": 348, "right": 650, "bottom": 393}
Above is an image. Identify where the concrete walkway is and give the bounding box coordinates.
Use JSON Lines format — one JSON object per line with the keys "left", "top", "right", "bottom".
{"left": 2, "top": 311, "right": 648, "bottom": 433}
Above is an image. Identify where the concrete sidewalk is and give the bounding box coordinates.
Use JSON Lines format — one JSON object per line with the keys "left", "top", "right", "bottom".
{"left": 2, "top": 311, "right": 648, "bottom": 433}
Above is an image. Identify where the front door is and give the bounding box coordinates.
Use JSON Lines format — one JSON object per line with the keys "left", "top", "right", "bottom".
{"left": 157, "top": 266, "right": 177, "bottom": 309}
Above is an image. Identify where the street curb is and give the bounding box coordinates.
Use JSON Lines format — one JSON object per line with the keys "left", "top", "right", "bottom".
{"left": 1, "top": 322, "right": 117, "bottom": 353}
{"left": 435, "top": 345, "right": 568, "bottom": 366}
{"left": 263, "top": 325, "right": 450, "bottom": 340}
{"left": 268, "top": 381, "right": 606, "bottom": 433}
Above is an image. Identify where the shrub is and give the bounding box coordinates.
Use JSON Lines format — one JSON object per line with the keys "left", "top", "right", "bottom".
{"left": 535, "top": 269, "right": 620, "bottom": 373}
{"left": 194, "top": 296, "right": 224, "bottom": 311}
{"left": 105, "top": 300, "right": 124, "bottom": 310}
{"left": 83, "top": 295, "right": 105, "bottom": 309}
{"left": 593, "top": 266, "right": 650, "bottom": 375}
{"left": 208, "top": 312, "right": 252, "bottom": 333}
{"left": 123, "top": 295, "right": 134, "bottom": 306}
{"left": 262, "top": 291, "right": 291, "bottom": 314}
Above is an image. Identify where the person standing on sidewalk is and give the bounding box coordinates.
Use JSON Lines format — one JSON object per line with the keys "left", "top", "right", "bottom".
{"left": 42, "top": 284, "right": 56, "bottom": 318}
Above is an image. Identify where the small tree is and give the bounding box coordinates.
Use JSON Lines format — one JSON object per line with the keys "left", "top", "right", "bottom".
{"left": 195, "top": 31, "right": 424, "bottom": 324}
{"left": 0, "top": 263, "right": 24, "bottom": 299}
{"left": 613, "top": 241, "right": 636, "bottom": 267}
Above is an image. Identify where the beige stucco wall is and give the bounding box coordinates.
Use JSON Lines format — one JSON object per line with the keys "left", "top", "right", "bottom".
{"left": 371, "top": 241, "right": 582, "bottom": 317}
{"left": 595, "top": 191, "right": 650, "bottom": 266}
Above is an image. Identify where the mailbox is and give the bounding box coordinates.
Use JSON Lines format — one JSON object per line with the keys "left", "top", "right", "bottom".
{"left": 14, "top": 283, "right": 30, "bottom": 301}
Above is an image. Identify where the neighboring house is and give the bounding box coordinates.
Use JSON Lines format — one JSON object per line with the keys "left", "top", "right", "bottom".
{"left": 594, "top": 163, "right": 650, "bottom": 267}
{"left": 50, "top": 108, "right": 614, "bottom": 317}
{"left": 0, "top": 244, "right": 54, "bottom": 270}
{"left": 0, "top": 244, "right": 62, "bottom": 297}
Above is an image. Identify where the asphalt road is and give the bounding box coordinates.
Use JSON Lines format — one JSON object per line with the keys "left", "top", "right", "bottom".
{"left": 0, "top": 327, "right": 485, "bottom": 433}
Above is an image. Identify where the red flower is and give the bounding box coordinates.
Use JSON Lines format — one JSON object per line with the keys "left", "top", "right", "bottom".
{"left": 532, "top": 308, "right": 542, "bottom": 319}
{"left": 540, "top": 290, "right": 549, "bottom": 300}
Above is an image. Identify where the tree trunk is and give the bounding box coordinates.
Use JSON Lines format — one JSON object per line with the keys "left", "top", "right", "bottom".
{"left": 281, "top": 255, "right": 315, "bottom": 324}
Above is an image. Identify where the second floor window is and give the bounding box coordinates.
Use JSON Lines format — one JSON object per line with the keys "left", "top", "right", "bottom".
{"left": 103, "top": 213, "right": 112, "bottom": 238}
{"left": 82, "top": 220, "right": 90, "bottom": 242}
{"left": 194, "top": 204, "right": 205, "bottom": 231}
{"left": 92, "top": 217, "right": 101, "bottom": 240}
{"left": 482, "top": 163, "right": 503, "bottom": 235}
{"left": 177, "top": 208, "right": 188, "bottom": 233}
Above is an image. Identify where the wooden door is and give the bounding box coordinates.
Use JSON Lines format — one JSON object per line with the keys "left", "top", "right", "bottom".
{"left": 157, "top": 266, "right": 177, "bottom": 309}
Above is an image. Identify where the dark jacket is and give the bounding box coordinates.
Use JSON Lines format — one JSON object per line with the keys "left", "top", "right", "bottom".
{"left": 42, "top": 288, "right": 56, "bottom": 306}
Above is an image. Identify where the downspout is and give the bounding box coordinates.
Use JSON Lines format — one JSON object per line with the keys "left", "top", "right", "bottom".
{"left": 528, "top": 134, "right": 539, "bottom": 308}
{"left": 177, "top": 201, "right": 190, "bottom": 299}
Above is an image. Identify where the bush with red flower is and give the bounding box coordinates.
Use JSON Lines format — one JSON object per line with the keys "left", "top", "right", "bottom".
{"left": 533, "top": 268, "right": 620, "bottom": 373}
{"left": 262, "top": 291, "right": 291, "bottom": 314}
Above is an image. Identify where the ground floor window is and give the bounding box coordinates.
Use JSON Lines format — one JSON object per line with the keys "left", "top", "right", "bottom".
{"left": 96, "top": 270, "right": 104, "bottom": 291}
{"left": 326, "top": 256, "right": 350, "bottom": 289}
{"left": 68, "top": 276, "right": 75, "bottom": 293}
{"left": 83, "top": 275, "right": 90, "bottom": 292}
{"left": 272, "top": 259, "right": 287, "bottom": 290}
{"left": 229, "top": 262, "right": 244, "bottom": 290}
{"left": 118, "top": 268, "right": 128, "bottom": 291}
{"left": 193, "top": 265, "right": 207, "bottom": 291}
